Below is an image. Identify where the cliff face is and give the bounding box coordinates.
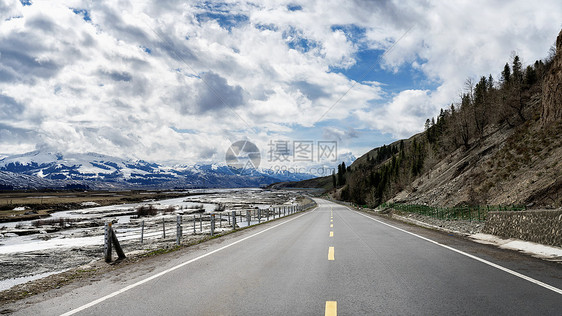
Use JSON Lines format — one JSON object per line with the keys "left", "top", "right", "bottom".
{"left": 542, "top": 30, "right": 562, "bottom": 125}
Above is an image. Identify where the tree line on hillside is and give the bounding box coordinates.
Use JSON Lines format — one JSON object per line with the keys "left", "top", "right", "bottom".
{"left": 333, "top": 49, "right": 557, "bottom": 207}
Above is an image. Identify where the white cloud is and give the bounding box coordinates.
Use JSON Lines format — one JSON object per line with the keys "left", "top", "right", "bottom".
{"left": 357, "top": 0, "right": 562, "bottom": 138}
{"left": 0, "top": 0, "right": 560, "bottom": 163}
{"left": 358, "top": 89, "right": 432, "bottom": 138}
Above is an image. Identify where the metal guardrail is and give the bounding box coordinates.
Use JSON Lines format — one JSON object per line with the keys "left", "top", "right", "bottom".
{"left": 380, "top": 203, "right": 527, "bottom": 222}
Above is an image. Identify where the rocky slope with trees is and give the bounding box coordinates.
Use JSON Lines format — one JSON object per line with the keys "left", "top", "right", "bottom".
{"left": 291, "top": 30, "right": 562, "bottom": 209}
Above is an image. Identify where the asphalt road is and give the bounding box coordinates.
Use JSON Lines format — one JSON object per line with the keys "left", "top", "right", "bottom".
{"left": 9, "top": 198, "right": 562, "bottom": 315}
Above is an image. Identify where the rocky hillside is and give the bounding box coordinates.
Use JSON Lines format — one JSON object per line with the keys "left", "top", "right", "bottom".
{"left": 542, "top": 30, "right": 562, "bottom": 125}
{"left": 288, "top": 29, "right": 562, "bottom": 209}
{"left": 394, "top": 30, "right": 562, "bottom": 208}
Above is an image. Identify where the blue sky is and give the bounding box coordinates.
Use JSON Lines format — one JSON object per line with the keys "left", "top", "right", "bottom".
{"left": 0, "top": 0, "right": 561, "bottom": 171}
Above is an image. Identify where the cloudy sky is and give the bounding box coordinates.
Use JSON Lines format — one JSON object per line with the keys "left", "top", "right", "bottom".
{"left": 1, "top": 0, "right": 561, "bottom": 169}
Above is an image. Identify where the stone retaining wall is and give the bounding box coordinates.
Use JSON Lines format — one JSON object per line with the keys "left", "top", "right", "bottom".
{"left": 482, "top": 210, "right": 562, "bottom": 247}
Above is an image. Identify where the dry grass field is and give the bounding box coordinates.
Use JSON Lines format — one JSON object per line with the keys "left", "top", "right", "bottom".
{"left": 0, "top": 191, "right": 190, "bottom": 222}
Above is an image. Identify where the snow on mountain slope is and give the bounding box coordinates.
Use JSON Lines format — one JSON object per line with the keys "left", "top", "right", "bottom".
{"left": 0, "top": 151, "right": 318, "bottom": 189}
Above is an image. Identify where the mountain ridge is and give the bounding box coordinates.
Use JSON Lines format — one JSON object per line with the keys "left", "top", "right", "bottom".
{"left": 0, "top": 150, "right": 317, "bottom": 190}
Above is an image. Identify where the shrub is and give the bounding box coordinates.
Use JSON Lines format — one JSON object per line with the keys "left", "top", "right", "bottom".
{"left": 136, "top": 205, "right": 158, "bottom": 217}
{"left": 162, "top": 205, "right": 176, "bottom": 213}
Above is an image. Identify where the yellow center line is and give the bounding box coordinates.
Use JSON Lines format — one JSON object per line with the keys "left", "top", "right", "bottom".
{"left": 330, "top": 219, "right": 333, "bottom": 222}
{"left": 325, "top": 301, "right": 337, "bottom": 316}
{"left": 328, "top": 246, "right": 335, "bottom": 260}
{"left": 330, "top": 223, "right": 333, "bottom": 228}
{"left": 329, "top": 231, "right": 333, "bottom": 237}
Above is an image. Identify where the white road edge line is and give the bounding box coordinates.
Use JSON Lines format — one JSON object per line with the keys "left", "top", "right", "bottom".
{"left": 60, "top": 210, "right": 314, "bottom": 316}
{"left": 348, "top": 206, "right": 562, "bottom": 295}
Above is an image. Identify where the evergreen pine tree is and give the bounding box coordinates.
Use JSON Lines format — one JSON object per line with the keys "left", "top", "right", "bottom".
{"left": 501, "top": 63, "right": 511, "bottom": 86}
{"left": 512, "top": 55, "right": 523, "bottom": 84}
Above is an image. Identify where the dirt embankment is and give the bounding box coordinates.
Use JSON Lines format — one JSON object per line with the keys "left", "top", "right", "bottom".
{"left": 391, "top": 119, "right": 562, "bottom": 208}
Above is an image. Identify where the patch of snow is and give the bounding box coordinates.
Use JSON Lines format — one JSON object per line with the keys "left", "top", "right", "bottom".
{"left": 0, "top": 235, "right": 104, "bottom": 254}
{"left": 12, "top": 206, "right": 27, "bottom": 211}
{"left": 470, "top": 233, "right": 562, "bottom": 260}
{"left": 80, "top": 202, "right": 100, "bottom": 207}
{"left": 77, "top": 165, "right": 109, "bottom": 175}
{"left": 0, "top": 269, "right": 69, "bottom": 291}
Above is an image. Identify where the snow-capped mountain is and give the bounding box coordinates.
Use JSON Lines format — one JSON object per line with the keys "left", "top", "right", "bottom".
{"left": 0, "top": 151, "right": 316, "bottom": 190}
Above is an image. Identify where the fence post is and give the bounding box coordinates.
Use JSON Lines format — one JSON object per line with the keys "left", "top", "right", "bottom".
{"left": 220, "top": 213, "right": 222, "bottom": 228}
{"left": 162, "top": 218, "right": 166, "bottom": 239}
{"left": 211, "top": 214, "right": 215, "bottom": 236}
{"left": 267, "top": 208, "right": 270, "bottom": 221}
{"left": 199, "top": 214, "right": 202, "bottom": 231}
{"left": 232, "top": 210, "right": 237, "bottom": 229}
{"left": 104, "top": 222, "right": 112, "bottom": 263}
{"left": 477, "top": 206, "right": 481, "bottom": 221}
{"left": 111, "top": 226, "right": 126, "bottom": 260}
{"left": 140, "top": 220, "right": 144, "bottom": 244}
{"left": 247, "top": 210, "right": 251, "bottom": 226}
{"left": 258, "top": 209, "right": 261, "bottom": 224}
{"left": 176, "top": 215, "right": 181, "bottom": 245}
{"left": 193, "top": 215, "right": 196, "bottom": 234}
